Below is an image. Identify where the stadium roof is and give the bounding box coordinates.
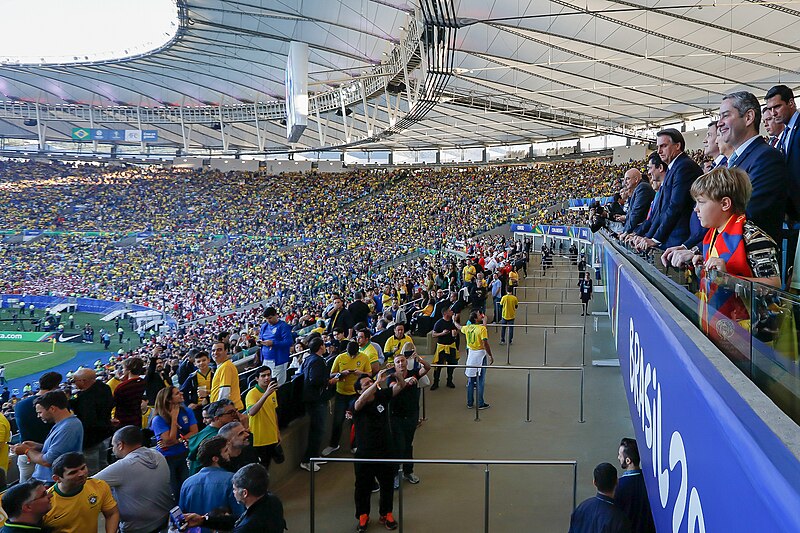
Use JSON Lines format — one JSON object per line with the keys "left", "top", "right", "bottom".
{"left": 0, "top": 0, "right": 797, "bottom": 155}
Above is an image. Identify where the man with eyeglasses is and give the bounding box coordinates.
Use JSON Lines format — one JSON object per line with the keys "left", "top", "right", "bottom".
{"left": 0, "top": 480, "right": 52, "bottom": 532}
{"left": 187, "top": 399, "right": 240, "bottom": 475}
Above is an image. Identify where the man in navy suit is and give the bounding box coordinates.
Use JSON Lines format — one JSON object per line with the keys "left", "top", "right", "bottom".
{"left": 765, "top": 85, "right": 800, "bottom": 220}
{"left": 765, "top": 84, "right": 800, "bottom": 290}
{"left": 633, "top": 128, "right": 702, "bottom": 250}
{"left": 663, "top": 94, "right": 788, "bottom": 268}
{"left": 620, "top": 168, "right": 654, "bottom": 235}
{"left": 763, "top": 105, "right": 785, "bottom": 149}
{"left": 622, "top": 153, "right": 666, "bottom": 241}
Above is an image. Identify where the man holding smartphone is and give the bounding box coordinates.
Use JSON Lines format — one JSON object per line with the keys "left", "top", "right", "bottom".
{"left": 322, "top": 342, "right": 370, "bottom": 456}
{"left": 245, "top": 367, "right": 280, "bottom": 467}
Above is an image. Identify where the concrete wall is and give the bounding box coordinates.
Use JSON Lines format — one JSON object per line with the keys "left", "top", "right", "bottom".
{"left": 263, "top": 160, "right": 312, "bottom": 174}
{"left": 612, "top": 144, "right": 648, "bottom": 165}
{"left": 208, "top": 158, "right": 260, "bottom": 172}
{"left": 170, "top": 157, "right": 205, "bottom": 169}
{"left": 684, "top": 127, "right": 708, "bottom": 152}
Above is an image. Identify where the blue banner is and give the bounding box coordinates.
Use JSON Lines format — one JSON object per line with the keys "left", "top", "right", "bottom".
{"left": 604, "top": 241, "right": 800, "bottom": 532}
{"left": 511, "top": 223, "right": 533, "bottom": 233}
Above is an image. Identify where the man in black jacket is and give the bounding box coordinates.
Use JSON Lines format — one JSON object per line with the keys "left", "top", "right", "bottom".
{"left": 70, "top": 368, "right": 113, "bottom": 474}
{"left": 300, "top": 337, "right": 330, "bottom": 472}
{"left": 185, "top": 463, "right": 286, "bottom": 533}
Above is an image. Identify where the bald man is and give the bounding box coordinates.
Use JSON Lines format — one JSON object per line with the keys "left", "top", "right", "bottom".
{"left": 621, "top": 168, "right": 655, "bottom": 235}
{"left": 70, "top": 368, "right": 114, "bottom": 474}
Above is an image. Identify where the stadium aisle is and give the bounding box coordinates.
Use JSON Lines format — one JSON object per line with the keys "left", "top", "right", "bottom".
{"left": 272, "top": 254, "right": 634, "bottom": 532}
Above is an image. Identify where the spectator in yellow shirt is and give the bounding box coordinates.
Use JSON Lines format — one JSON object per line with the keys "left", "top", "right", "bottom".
{"left": 499, "top": 287, "right": 519, "bottom": 345}
{"left": 323, "top": 341, "right": 370, "bottom": 456}
{"left": 43, "top": 452, "right": 119, "bottom": 533}
{"left": 383, "top": 323, "right": 414, "bottom": 366}
{"left": 210, "top": 341, "right": 243, "bottom": 411}
{"left": 245, "top": 367, "right": 281, "bottom": 467}
{"left": 0, "top": 411, "right": 9, "bottom": 488}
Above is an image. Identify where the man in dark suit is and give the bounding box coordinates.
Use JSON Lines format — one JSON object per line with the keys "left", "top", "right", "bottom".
{"left": 621, "top": 169, "right": 655, "bottom": 235}
{"left": 622, "top": 153, "right": 666, "bottom": 241}
{"left": 634, "top": 128, "right": 703, "bottom": 250}
{"left": 765, "top": 85, "right": 800, "bottom": 220}
{"left": 720, "top": 92, "right": 787, "bottom": 242}
{"left": 763, "top": 106, "right": 785, "bottom": 149}
{"left": 663, "top": 95, "right": 787, "bottom": 268}
{"left": 765, "top": 84, "right": 800, "bottom": 290}
{"left": 568, "top": 463, "right": 632, "bottom": 533}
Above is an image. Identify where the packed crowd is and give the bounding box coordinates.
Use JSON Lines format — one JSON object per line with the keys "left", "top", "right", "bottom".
{"left": 0, "top": 159, "right": 617, "bottom": 322}
{"left": 0, "top": 150, "right": 657, "bottom": 532}
{"left": 0, "top": 233, "right": 544, "bottom": 533}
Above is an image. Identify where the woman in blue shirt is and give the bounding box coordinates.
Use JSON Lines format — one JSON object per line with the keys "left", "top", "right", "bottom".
{"left": 151, "top": 385, "right": 198, "bottom": 496}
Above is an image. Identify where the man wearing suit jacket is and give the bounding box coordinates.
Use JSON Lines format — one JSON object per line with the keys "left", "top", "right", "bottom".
{"left": 765, "top": 85, "right": 800, "bottom": 220}
{"left": 624, "top": 153, "right": 667, "bottom": 241}
{"left": 763, "top": 106, "right": 785, "bottom": 149}
{"left": 621, "top": 169, "right": 655, "bottom": 234}
{"left": 635, "top": 129, "right": 702, "bottom": 250}
{"left": 663, "top": 96, "right": 787, "bottom": 268}
{"left": 765, "top": 84, "right": 800, "bottom": 290}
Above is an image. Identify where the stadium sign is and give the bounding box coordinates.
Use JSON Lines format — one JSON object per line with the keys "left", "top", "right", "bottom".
{"left": 0, "top": 331, "right": 51, "bottom": 342}
{"left": 71, "top": 128, "right": 159, "bottom": 142}
{"left": 602, "top": 238, "right": 800, "bottom": 533}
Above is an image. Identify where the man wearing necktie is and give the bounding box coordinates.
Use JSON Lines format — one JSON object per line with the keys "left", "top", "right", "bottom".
{"left": 766, "top": 84, "right": 800, "bottom": 291}
{"left": 662, "top": 93, "right": 787, "bottom": 269}
{"left": 633, "top": 128, "right": 702, "bottom": 251}
{"left": 763, "top": 106, "right": 785, "bottom": 149}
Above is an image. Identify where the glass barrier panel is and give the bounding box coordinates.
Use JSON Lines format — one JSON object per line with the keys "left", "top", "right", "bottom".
{"left": 750, "top": 288, "right": 800, "bottom": 424}
{"left": 602, "top": 232, "right": 800, "bottom": 424}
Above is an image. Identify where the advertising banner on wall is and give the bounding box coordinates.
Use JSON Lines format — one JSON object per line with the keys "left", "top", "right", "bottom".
{"left": 604, "top": 242, "right": 800, "bottom": 532}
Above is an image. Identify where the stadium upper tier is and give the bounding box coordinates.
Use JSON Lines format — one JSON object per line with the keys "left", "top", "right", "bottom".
{"left": 0, "top": 159, "right": 619, "bottom": 321}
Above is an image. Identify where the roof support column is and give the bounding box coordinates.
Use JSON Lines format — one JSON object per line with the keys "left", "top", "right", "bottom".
{"left": 179, "top": 105, "right": 188, "bottom": 154}
{"left": 136, "top": 107, "right": 145, "bottom": 153}
{"left": 88, "top": 106, "right": 98, "bottom": 153}
{"left": 218, "top": 104, "right": 228, "bottom": 152}
{"left": 35, "top": 103, "right": 46, "bottom": 151}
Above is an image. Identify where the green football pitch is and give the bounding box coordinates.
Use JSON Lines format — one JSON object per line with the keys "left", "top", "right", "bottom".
{"left": 0, "top": 310, "right": 139, "bottom": 381}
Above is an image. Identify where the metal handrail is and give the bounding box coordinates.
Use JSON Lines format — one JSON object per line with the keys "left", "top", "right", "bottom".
{"left": 308, "top": 457, "right": 579, "bottom": 533}
{"left": 429, "top": 363, "right": 585, "bottom": 423}
{"left": 477, "top": 315, "right": 588, "bottom": 364}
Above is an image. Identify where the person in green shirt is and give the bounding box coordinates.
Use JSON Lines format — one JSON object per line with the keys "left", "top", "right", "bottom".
{"left": 186, "top": 399, "right": 240, "bottom": 474}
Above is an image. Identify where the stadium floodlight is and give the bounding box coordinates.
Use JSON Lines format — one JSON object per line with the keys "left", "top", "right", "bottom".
{"left": 0, "top": 0, "right": 181, "bottom": 66}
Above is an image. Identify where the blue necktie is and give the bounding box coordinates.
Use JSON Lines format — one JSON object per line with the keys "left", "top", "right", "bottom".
{"left": 727, "top": 152, "right": 738, "bottom": 168}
